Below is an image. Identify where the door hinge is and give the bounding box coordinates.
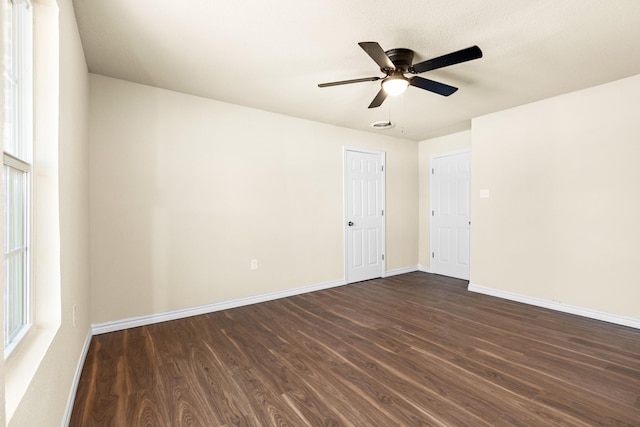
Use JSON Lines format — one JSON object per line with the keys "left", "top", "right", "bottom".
{"left": 381, "top": 165, "right": 384, "bottom": 172}
{"left": 431, "top": 210, "right": 434, "bottom": 216}
{"left": 431, "top": 168, "right": 434, "bottom": 174}
{"left": 432, "top": 252, "right": 435, "bottom": 258}
{"left": 381, "top": 209, "right": 384, "bottom": 216}
{"left": 382, "top": 254, "right": 385, "bottom": 261}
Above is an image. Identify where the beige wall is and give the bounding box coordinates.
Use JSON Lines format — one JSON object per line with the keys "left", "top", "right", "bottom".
{"left": 8, "top": 0, "right": 91, "bottom": 426}
{"left": 417, "top": 131, "right": 471, "bottom": 269}
{"left": 89, "top": 74, "right": 418, "bottom": 324}
{"left": 471, "top": 74, "right": 640, "bottom": 319}
{"left": 1, "top": 0, "right": 637, "bottom": 421}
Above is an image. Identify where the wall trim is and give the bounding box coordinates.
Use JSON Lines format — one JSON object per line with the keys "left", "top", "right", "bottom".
{"left": 91, "top": 268, "right": 427, "bottom": 335}
{"left": 468, "top": 283, "right": 640, "bottom": 330}
{"left": 385, "top": 266, "right": 419, "bottom": 277}
{"left": 61, "top": 329, "right": 92, "bottom": 427}
{"left": 91, "top": 279, "right": 347, "bottom": 335}
{"left": 417, "top": 265, "right": 431, "bottom": 273}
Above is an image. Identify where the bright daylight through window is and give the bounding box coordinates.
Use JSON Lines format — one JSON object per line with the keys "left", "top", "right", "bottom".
{"left": 3, "top": 0, "right": 33, "bottom": 355}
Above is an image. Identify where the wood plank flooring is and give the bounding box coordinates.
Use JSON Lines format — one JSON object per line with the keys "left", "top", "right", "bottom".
{"left": 70, "top": 272, "right": 640, "bottom": 426}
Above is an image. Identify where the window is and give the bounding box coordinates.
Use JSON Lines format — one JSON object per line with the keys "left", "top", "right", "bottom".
{"left": 3, "top": 0, "right": 33, "bottom": 355}
{"left": 3, "top": 0, "right": 61, "bottom": 419}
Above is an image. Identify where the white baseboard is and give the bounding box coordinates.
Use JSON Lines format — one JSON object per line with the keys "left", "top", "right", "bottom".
{"left": 91, "top": 268, "right": 433, "bottom": 335}
{"left": 468, "top": 283, "right": 640, "bottom": 330}
{"left": 385, "top": 266, "right": 419, "bottom": 277}
{"left": 417, "top": 265, "right": 431, "bottom": 273}
{"left": 61, "top": 329, "right": 92, "bottom": 427}
{"left": 91, "top": 278, "right": 347, "bottom": 335}
{"left": 92, "top": 268, "right": 441, "bottom": 335}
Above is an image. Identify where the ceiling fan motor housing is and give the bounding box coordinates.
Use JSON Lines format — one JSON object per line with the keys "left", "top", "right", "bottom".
{"left": 384, "top": 48, "right": 414, "bottom": 73}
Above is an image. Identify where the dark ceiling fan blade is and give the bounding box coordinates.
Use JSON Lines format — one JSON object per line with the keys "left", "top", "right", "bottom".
{"left": 368, "top": 88, "right": 388, "bottom": 108}
{"left": 410, "top": 76, "right": 458, "bottom": 96}
{"left": 410, "top": 45, "right": 483, "bottom": 74}
{"left": 358, "top": 42, "right": 395, "bottom": 70}
{"left": 318, "top": 76, "right": 381, "bottom": 87}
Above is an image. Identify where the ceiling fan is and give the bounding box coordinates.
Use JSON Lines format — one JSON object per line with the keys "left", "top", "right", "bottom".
{"left": 318, "top": 42, "right": 482, "bottom": 108}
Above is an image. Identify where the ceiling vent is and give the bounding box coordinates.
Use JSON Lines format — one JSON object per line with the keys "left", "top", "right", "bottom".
{"left": 371, "top": 120, "right": 394, "bottom": 130}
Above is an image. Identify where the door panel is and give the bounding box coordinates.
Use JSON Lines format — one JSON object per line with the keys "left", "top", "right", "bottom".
{"left": 430, "top": 151, "right": 470, "bottom": 280}
{"left": 345, "top": 150, "right": 384, "bottom": 283}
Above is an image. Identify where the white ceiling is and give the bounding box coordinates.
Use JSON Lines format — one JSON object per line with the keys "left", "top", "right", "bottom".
{"left": 72, "top": 0, "right": 640, "bottom": 141}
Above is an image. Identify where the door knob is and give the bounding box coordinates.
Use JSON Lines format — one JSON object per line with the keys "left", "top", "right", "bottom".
{"left": 348, "top": 221, "right": 354, "bottom": 226}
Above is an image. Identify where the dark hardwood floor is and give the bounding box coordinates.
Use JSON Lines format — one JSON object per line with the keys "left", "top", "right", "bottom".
{"left": 70, "top": 272, "right": 640, "bottom": 426}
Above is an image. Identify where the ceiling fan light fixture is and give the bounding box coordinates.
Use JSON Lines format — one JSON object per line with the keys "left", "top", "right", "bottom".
{"left": 382, "top": 75, "right": 409, "bottom": 96}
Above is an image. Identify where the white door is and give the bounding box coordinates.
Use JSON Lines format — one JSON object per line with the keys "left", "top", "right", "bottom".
{"left": 430, "top": 151, "right": 470, "bottom": 280}
{"left": 345, "top": 149, "right": 385, "bottom": 283}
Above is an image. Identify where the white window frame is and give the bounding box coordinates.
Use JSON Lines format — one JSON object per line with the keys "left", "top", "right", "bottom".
{"left": 3, "top": 0, "right": 33, "bottom": 357}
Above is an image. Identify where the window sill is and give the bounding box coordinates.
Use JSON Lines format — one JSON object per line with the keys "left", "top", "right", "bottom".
{"left": 5, "top": 320, "right": 59, "bottom": 422}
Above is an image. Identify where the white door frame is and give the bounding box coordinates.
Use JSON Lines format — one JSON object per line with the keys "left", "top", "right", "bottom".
{"left": 429, "top": 149, "right": 471, "bottom": 279}
{"left": 344, "top": 147, "right": 386, "bottom": 284}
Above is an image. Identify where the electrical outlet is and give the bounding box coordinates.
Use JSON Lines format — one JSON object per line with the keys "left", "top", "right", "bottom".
{"left": 250, "top": 259, "right": 258, "bottom": 270}
{"left": 72, "top": 304, "right": 77, "bottom": 327}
